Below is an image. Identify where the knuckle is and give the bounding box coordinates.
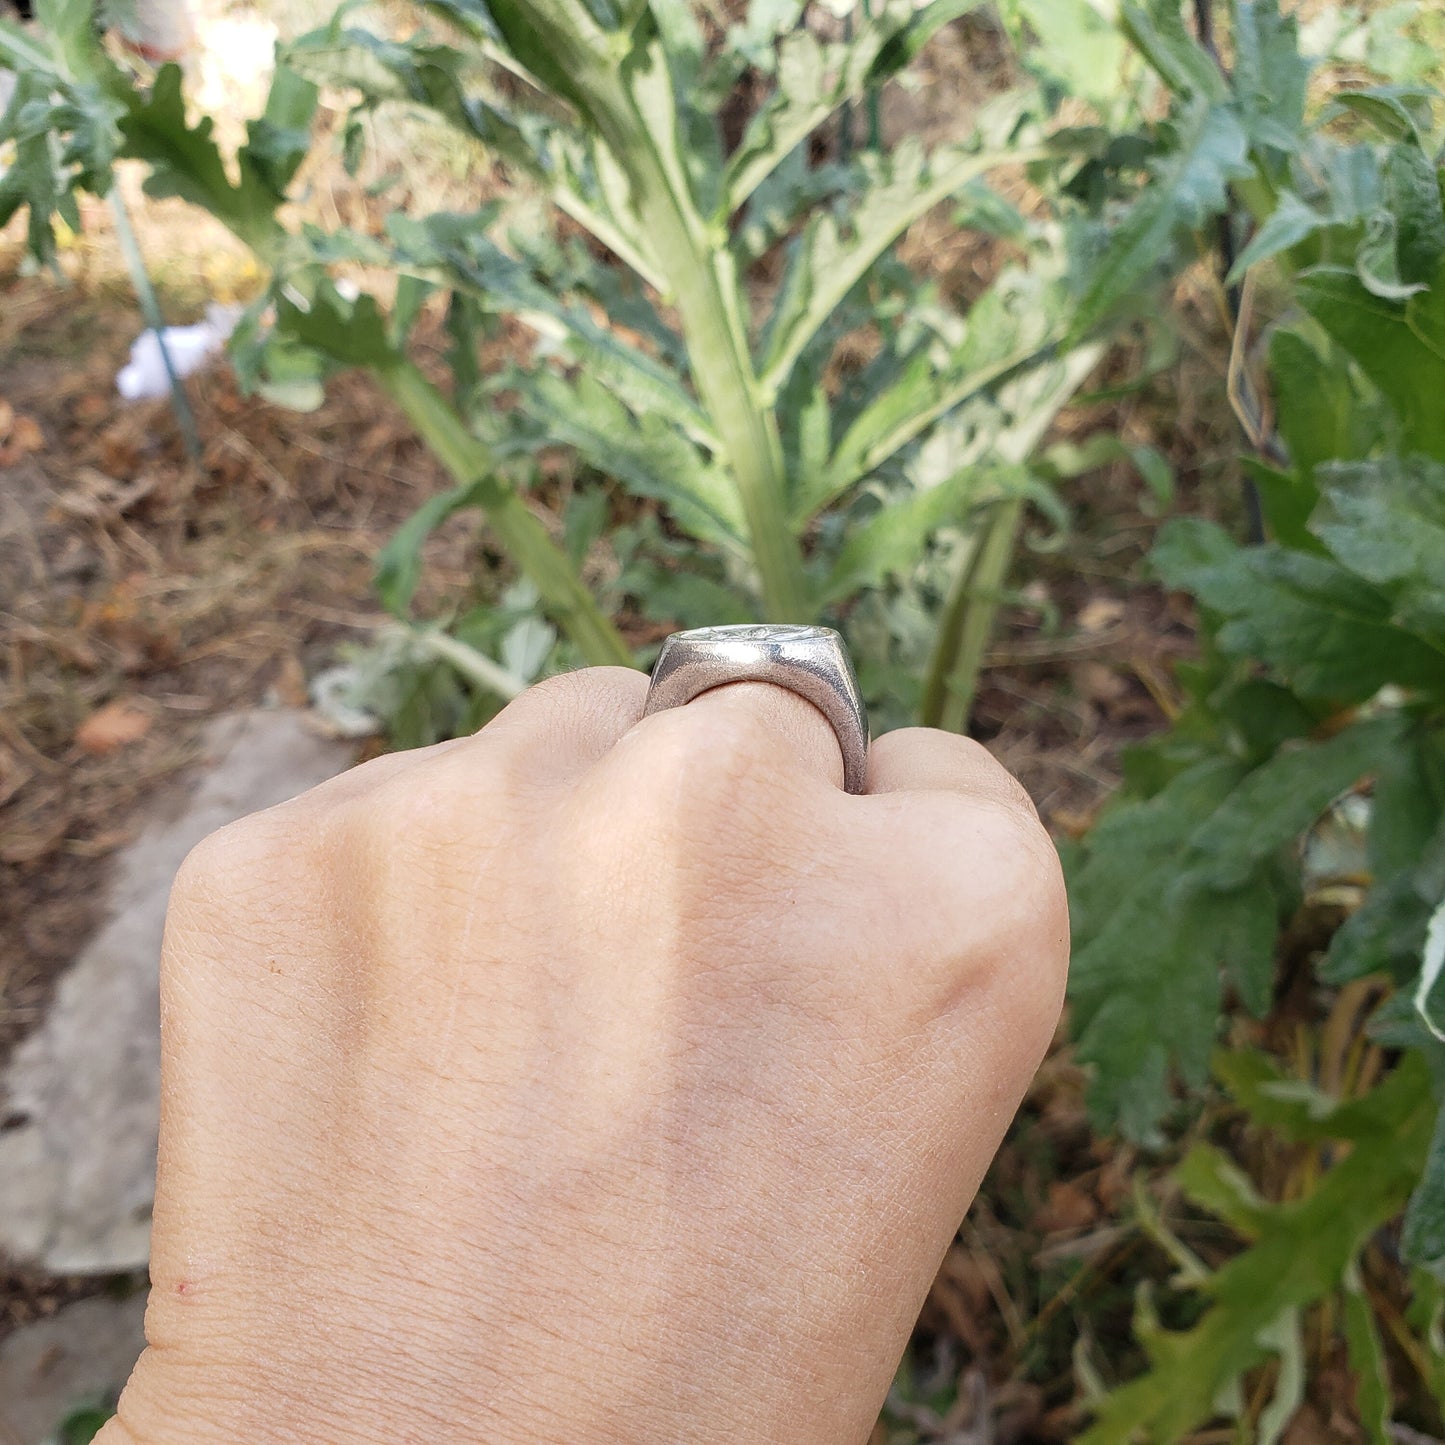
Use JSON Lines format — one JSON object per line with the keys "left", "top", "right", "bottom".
{"left": 171, "top": 813, "right": 286, "bottom": 909}
{"left": 960, "top": 738, "right": 1044, "bottom": 827}
{"left": 629, "top": 702, "right": 794, "bottom": 823}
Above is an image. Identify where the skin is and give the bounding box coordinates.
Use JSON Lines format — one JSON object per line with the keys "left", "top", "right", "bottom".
{"left": 97, "top": 666, "right": 1068, "bottom": 1445}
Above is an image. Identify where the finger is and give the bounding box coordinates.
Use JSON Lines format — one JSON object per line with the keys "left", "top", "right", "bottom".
{"left": 654, "top": 681, "right": 848, "bottom": 791}
{"left": 863, "top": 727, "right": 1041, "bottom": 822}
{"left": 451, "top": 665, "right": 650, "bottom": 780}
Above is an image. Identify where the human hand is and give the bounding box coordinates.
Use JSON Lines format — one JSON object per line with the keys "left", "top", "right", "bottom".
{"left": 100, "top": 667, "right": 1067, "bottom": 1445}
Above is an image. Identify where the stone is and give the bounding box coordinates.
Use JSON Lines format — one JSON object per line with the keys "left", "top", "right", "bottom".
{"left": 0, "top": 710, "right": 355, "bottom": 1274}
{"left": 0, "top": 1293, "right": 148, "bottom": 1445}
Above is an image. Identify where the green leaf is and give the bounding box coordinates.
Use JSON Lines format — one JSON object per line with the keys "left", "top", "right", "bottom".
{"left": 480, "top": 0, "right": 613, "bottom": 116}
{"left": 1341, "top": 1263, "right": 1392, "bottom": 1445}
{"left": 1118, "top": 0, "right": 1226, "bottom": 102}
{"left": 1404, "top": 1104, "right": 1445, "bottom": 1278}
{"left": 1297, "top": 263, "right": 1445, "bottom": 460}
{"left": 0, "top": 19, "right": 128, "bottom": 265}
{"left": 119, "top": 65, "right": 284, "bottom": 255}
{"left": 1081, "top": 1056, "right": 1436, "bottom": 1443}
{"left": 1333, "top": 85, "right": 1440, "bottom": 149}
{"left": 1069, "top": 100, "right": 1251, "bottom": 339}
{"left": 242, "top": 64, "right": 319, "bottom": 199}
{"left": 1068, "top": 758, "right": 1279, "bottom": 1137}
{"left": 1267, "top": 327, "right": 1372, "bottom": 482}
{"left": 759, "top": 117, "right": 1048, "bottom": 395}
{"left": 721, "top": 0, "right": 990, "bottom": 213}
{"left": 1226, "top": 191, "right": 1327, "bottom": 282}
{"left": 1212, "top": 1048, "right": 1385, "bottom": 1144}
{"left": 1356, "top": 206, "right": 1426, "bottom": 300}
{"left": 374, "top": 468, "right": 511, "bottom": 616}
{"left": 1175, "top": 1141, "right": 1271, "bottom": 1240}
{"left": 1153, "top": 517, "right": 1445, "bottom": 699}
{"left": 1313, "top": 456, "right": 1445, "bottom": 654}
{"left": 816, "top": 268, "right": 1066, "bottom": 511}
{"left": 821, "top": 465, "right": 1024, "bottom": 604}
{"left": 277, "top": 289, "right": 400, "bottom": 369}
{"left": 1231, "top": 0, "right": 1309, "bottom": 152}
{"left": 1386, "top": 144, "right": 1445, "bottom": 288}
{"left": 514, "top": 370, "right": 747, "bottom": 551}
{"left": 1188, "top": 717, "right": 1402, "bottom": 891}
{"left": 58, "top": 1405, "right": 113, "bottom": 1445}
{"left": 998, "top": 0, "right": 1128, "bottom": 112}
{"left": 1243, "top": 458, "right": 1315, "bottom": 552}
{"left": 382, "top": 214, "right": 711, "bottom": 446}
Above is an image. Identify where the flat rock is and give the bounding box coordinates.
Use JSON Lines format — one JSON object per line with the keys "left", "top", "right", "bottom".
{"left": 0, "top": 1293, "right": 148, "bottom": 1445}
{"left": 0, "top": 710, "right": 355, "bottom": 1274}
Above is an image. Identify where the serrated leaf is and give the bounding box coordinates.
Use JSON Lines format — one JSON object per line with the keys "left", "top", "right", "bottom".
{"left": 1080, "top": 1056, "right": 1436, "bottom": 1443}
{"left": 1313, "top": 456, "right": 1445, "bottom": 654}
{"left": 1212, "top": 1048, "right": 1385, "bottom": 1143}
{"left": 383, "top": 214, "right": 711, "bottom": 446}
{"left": 1068, "top": 757, "right": 1274, "bottom": 1137}
{"left": 1231, "top": 0, "right": 1308, "bottom": 153}
{"left": 721, "top": 0, "right": 989, "bottom": 213}
{"left": 516, "top": 370, "right": 746, "bottom": 551}
{"left": 1405, "top": 1097, "right": 1445, "bottom": 1278}
{"left": 1226, "top": 190, "right": 1327, "bottom": 282}
{"left": 1069, "top": 99, "right": 1251, "bottom": 339}
{"left": 1175, "top": 1142, "right": 1271, "bottom": 1240}
{"left": 1153, "top": 517, "right": 1445, "bottom": 699}
{"left": 0, "top": 20, "right": 128, "bottom": 265}
{"left": 821, "top": 465, "right": 1021, "bottom": 604}
{"left": 1188, "top": 717, "right": 1401, "bottom": 892}
{"left": 998, "top": 0, "right": 1127, "bottom": 112}
{"left": 759, "top": 110, "right": 1046, "bottom": 394}
{"left": 1297, "top": 263, "right": 1445, "bottom": 460}
{"left": 816, "top": 268, "right": 1065, "bottom": 511}
{"left": 119, "top": 64, "right": 284, "bottom": 255}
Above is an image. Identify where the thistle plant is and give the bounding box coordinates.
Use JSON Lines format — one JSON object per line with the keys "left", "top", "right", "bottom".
{"left": 2, "top": 0, "right": 1155, "bottom": 735}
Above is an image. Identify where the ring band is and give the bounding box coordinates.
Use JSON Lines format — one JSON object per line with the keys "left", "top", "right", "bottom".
{"left": 643, "top": 624, "right": 870, "bottom": 793}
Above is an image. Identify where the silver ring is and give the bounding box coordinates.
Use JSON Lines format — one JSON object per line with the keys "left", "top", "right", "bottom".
{"left": 643, "top": 624, "right": 870, "bottom": 793}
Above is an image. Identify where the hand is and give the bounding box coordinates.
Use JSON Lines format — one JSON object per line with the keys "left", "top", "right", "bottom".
{"left": 100, "top": 667, "right": 1067, "bottom": 1445}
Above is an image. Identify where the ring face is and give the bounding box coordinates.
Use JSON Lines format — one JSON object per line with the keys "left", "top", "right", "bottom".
{"left": 643, "top": 624, "right": 870, "bottom": 793}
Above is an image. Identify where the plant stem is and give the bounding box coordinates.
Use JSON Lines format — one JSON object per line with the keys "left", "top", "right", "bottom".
{"left": 414, "top": 627, "right": 528, "bottom": 699}
{"left": 592, "top": 102, "right": 810, "bottom": 621}
{"left": 379, "top": 362, "right": 634, "bottom": 669}
{"left": 920, "top": 495, "right": 1022, "bottom": 732}
{"left": 108, "top": 186, "right": 203, "bottom": 462}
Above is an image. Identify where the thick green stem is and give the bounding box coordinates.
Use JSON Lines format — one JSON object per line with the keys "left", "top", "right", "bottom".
{"left": 483, "top": 0, "right": 809, "bottom": 618}
{"left": 596, "top": 109, "right": 810, "bottom": 621}
{"left": 628, "top": 152, "right": 810, "bottom": 620}
{"left": 379, "top": 362, "right": 633, "bottom": 669}
{"left": 919, "top": 496, "right": 1023, "bottom": 732}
